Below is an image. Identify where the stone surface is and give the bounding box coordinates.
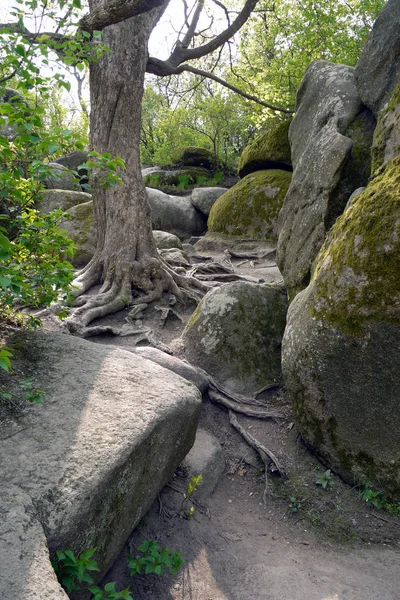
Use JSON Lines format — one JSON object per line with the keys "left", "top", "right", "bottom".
{"left": 0, "top": 331, "right": 202, "bottom": 599}
{"left": 43, "top": 162, "right": 81, "bottom": 191}
{"left": 282, "top": 159, "right": 400, "bottom": 498}
{"left": 208, "top": 170, "right": 292, "bottom": 241}
{"left": 355, "top": 0, "right": 400, "bottom": 117}
{"left": 59, "top": 200, "right": 96, "bottom": 267}
{"left": 277, "top": 60, "right": 374, "bottom": 299}
{"left": 132, "top": 347, "right": 209, "bottom": 393}
{"left": 191, "top": 187, "right": 228, "bottom": 216}
{"left": 238, "top": 119, "right": 292, "bottom": 179}
{"left": 38, "top": 189, "right": 92, "bottom": 214}
{"left": 147, "top": 187, "right": 207, "bottom": 240}
{"left": 371, "top": 83, "right": 400, "bottom": 174}
{"left": 183, "top": 282, "right": 288, "bottom": 395}
{"left": 152, "top": 230, "right": 183, "bottom": 250}
{"left": 159, "top": 247, "right": 191, "bottom": 268}
{"left": 182, "top": 429, "right": 225, "bottom": 500}
{"left": 1, "top": 485, "right": 67, "bottom": 600}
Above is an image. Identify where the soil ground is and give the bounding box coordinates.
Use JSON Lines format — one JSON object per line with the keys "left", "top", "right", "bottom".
{"left": 6, "top": 234, "right": 400, "bottom": 599}
{"left": 90, "top": 235, "right": 400, "bottom": 600}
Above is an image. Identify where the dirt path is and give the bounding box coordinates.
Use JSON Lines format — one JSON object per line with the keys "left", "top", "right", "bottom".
{"left": 101, "top": 396, "right": 400, "bottom": 600}
{"left": 46, "top": 235, "right": 400, "bottom": 599}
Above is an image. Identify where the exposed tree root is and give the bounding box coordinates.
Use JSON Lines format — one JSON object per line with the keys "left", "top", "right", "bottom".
{"left": 208, "top": 389, "right": 284, "bottom": 419}
{"left": 229, "top": 410, "right": 287, "bottom": 504}
{"left": 65, "top": 252, "right": 212, "bottom": 334}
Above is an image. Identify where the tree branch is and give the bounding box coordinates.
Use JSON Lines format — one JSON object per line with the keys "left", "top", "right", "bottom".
{"left": 168, "top": 0, "right": 258, "bottom": 66}
{"left": 78, "top": 0, "right": 167, "bottom": 34}
{"left": 146, "top": 58, "right": 294, "bottom": 113}
{"left": 180, "top": 0, "right": 205, "bottom": 49}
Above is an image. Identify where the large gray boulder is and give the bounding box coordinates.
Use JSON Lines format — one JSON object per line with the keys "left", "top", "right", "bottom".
{"left": 54, "top": 150, "right": 88, "bottom": 172}
{"left": 147, "top": 187, "right": 207, "bottom": 240}
{"left": 191, "top": 187, "right": 228, "bottom": 216}
{"left": 277, "top": 60, "right": 375, "bottom": 299}
{"left": 183, "top": 282, "right": 288, "bottom": 395}
{"left": 43, "top": 163, "right": 81, "bottom": 191}
{"left": 0, "top": 331, "right": 201, "bottom": 599}
{"left": 282, "top": 158, "right": 400, "bottom": 499}
{"left": 38, "top": 189, "right": 92, "bottom": 214}
{"left": 355, "top": 0, "right": 400, "bottom": 117}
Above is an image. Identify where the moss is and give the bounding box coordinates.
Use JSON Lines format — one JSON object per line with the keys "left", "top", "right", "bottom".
{"left": 311, "top": 157, "right": 400, "bottom": 334}
{"left": 371, "top": 83, "right": 400, "bottom": 174}
{"left": 172, "top": 146, "right": 215, "bottom": 169}
{"left": 238, "top": 119, "right": 292, "bottom": 178}
{"left": 208, "top": 169, "right": 292, "bottom": 241}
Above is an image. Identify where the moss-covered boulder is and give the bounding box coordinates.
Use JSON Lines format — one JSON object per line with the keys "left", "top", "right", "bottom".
{"left": 208, "top": 170, "right": 292, "bottom": 241}
{"left": 183, "top": 281, "right": 288, "bottom": 395}
{"left": 174, "top": 146, "right": 215, "bottom": 170}
{"left": 371, "top": 83, "right": 400, "bottom": 174}
{"left": 237, "top": 120, "right": 292, "bottom": 179}
{"left": 282, "top": 158, "right": 400, "bottom": 498}
{"left": 277, "top": 61, "right": 375, "bottom": 300}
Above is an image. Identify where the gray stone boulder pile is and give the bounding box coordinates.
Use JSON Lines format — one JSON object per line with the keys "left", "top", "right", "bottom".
{"left": 190, "top": 186, "right": 228, "bottom": 216}
{"left": 0, "top": 331, "right": 201, "bottom": 599}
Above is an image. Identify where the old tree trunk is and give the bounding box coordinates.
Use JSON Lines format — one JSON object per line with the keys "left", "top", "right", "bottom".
{"left": 68, "top": 3, "right": 206, "bottom": 331}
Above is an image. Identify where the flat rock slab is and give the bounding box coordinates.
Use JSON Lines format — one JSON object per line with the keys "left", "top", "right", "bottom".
{"left": 0, "top": 331, "right": 201, "bottom": 599}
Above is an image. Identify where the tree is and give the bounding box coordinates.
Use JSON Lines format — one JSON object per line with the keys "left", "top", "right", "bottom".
{"left": 48, "top": 0, "right": 269, "bottom": 331}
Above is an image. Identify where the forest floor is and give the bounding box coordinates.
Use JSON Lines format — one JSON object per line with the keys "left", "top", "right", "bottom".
{"left": 48, "top": 234, "right": 400, "bottom": 600}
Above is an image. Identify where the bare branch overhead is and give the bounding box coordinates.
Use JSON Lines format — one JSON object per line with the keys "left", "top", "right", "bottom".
{"left": 79, "top": 0, "right": 168, "bottom": 34}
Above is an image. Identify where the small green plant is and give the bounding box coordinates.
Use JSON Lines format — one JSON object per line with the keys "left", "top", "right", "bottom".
{"left": 127, "top": 539, "right": 184, "bottom": 576}
{"left": 177, "top": 174, "right": 191, "bottom": 190}
{"left": 316, "top": 469, "right": 334, "bottom": 489}
{"left": 0, "top": 346, "right": 13, "bottom": 372}
{"left": 52, "top": 548, "right": 100, "bottom": 594}
{"left": 89, "top": 582, "right": 133, "bottom": 600}
{"left": 288, "top": 496, "right": 302, "bottom": 514}
{"left": 182, "top": 474, "right": 203, "bottom": 518}
{"left": 19, "top": 377, "right": 45, "bottom": 404}
{"left": 358, "top": 483, "right": 385, "bottom": 509}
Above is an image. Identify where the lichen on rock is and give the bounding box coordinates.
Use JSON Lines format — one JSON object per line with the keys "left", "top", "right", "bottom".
{"left": 371, "top": 83, "right": 400, "bottom": 174}
{"left": 208, "top": 169, "right": 292, "bottom": 241}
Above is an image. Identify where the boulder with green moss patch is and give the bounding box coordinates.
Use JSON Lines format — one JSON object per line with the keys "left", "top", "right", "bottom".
{"left": 208, "top": 170, "right": 292, "bottom": 241}
{"left": 371, "top": 83, "right": 400, "bottom": 174}
{"left": 277, "top": 60, "right": 374, "bottom": 300}
{"left": 173, "top": 146, "right": 215, "bottom": 170}
{"left": 237, "top": 120, "right": 292, "bottom": 178}
{"left": 282, "top": 158, "right": 400, "bottom": 498}
{"left": 183, "top": 281, "right": 288, "bottom": 395}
